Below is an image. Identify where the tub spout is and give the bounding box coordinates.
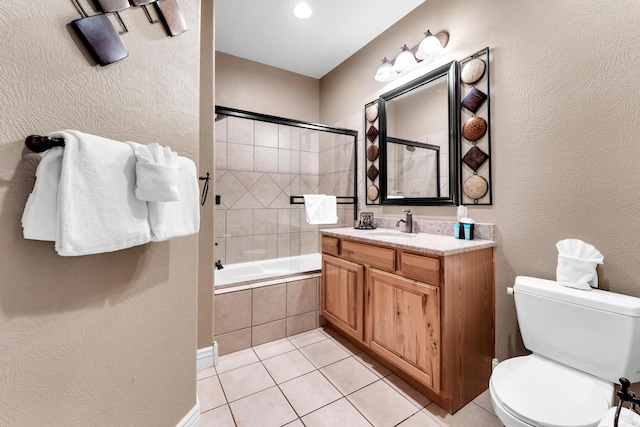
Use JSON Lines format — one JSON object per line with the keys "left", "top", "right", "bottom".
{"left": 215, "top": 260, "right": 224, "bottom": 270}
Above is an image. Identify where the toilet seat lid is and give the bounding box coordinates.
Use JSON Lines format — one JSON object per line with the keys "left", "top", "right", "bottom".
{"left": 491, "top": 356, "right": 610, "bottom": 427}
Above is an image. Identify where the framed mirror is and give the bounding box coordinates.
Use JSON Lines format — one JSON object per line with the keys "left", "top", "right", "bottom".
{"left": 379, "top": 60, "right": 459, "bottom": 206}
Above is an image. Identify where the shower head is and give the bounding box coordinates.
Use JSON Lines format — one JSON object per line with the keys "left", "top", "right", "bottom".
{"left": 405, "top": 145, "right": 416, "bottom": 152}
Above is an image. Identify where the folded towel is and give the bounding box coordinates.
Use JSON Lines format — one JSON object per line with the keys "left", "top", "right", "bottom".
{"left": 22, "top": 147, "right": 64, "bottom": 241}
{"left": 147, "top": 156, "right": 200, "bottom": 242}
{"left": 556, "top": 239, "right": 604, "bottom": 290}
{"left": 51, "top": 130, "right": 151, "bottom": 256}
{"left": 303, "top": 194, "right": 338, "bottom": 225}
{"left": 134, "top": 143, "right": 180, "bottom": 202}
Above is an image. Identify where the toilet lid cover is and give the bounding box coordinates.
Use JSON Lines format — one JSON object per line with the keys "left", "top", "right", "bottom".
{"left": 491, "top": 356, "right": 610, "bottom": 427}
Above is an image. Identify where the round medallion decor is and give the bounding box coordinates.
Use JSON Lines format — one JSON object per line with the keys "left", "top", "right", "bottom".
{"left": 367, "top": 185, "right": 379, "bottom": 201}
{"left": 463, "top": 175, "right": 489, "bottom": 200}
{"left": 365, "top": 104, "right": 379, "bottom": 123}
{"left": 461, "top": 58, "right": 486, "bottom": 85}
{"left": 367, "top": 145, "right": 379, "bottom": 161}
{"left": 462, "top": 116, "right": 487, "bottom": 141}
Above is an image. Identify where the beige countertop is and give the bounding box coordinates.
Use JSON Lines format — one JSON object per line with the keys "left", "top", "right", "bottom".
{"left": 320, "top": 227, "right": 496, "bottom": 257}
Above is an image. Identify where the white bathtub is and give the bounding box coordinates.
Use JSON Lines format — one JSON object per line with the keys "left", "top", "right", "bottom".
{"left": 214, "top": 253, "right": 322, "bottom": 288}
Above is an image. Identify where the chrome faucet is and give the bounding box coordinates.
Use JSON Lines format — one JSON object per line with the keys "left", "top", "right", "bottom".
{"left": 396, "top": 209, "right": 413, "bottom": 233}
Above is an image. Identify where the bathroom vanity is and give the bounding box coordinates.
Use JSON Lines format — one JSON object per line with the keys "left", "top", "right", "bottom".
{"left": 320, "top": 227, "right": 496, "bottom": 414}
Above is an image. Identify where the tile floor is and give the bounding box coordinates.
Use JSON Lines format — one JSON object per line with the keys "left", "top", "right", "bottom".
{"left": 197, "top": 327, "right": 503, "bottom": 427}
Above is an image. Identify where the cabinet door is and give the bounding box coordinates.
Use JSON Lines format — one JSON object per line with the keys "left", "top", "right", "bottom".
{"left": 368, "top": 268, "right": 441, "bottom": 392}
{"left": 321, "top": 254, "right": 365, "bottom": 342}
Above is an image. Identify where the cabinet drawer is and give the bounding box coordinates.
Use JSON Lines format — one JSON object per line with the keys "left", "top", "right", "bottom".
{"left": 322, "top": 236, "right": 340, "bottom": 256}
{"left": 341, "top": 240, "right": 395, "bottom": 271}
{"left": 399, "top": 252, "right": 440, "bottom": 285}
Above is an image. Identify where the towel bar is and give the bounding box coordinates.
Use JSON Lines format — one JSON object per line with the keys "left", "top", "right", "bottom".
{"left": 290, "top": 195, "right": 356, "bottom": 205}
{"left": 25, "top": 135, "right": 65, "bottom": 153}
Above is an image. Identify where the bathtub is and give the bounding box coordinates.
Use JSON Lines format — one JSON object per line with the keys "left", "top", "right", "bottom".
{"left": 214, "top": 253, "right": 322, "bottom": 288}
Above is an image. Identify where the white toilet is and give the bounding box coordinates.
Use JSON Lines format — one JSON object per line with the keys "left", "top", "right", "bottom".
{"left": 490, "top": 276, "right": 640, "bottom": 427}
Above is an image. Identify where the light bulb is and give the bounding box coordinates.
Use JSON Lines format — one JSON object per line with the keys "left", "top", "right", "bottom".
{"left": 416, "top": 30, "right": 444, "bottom": 61}
{"left": 374, "top": 57, "right": 396, "bottom": 82}
{"left": 293, "top": 3, "right": 312, "bottom": 19}
{"left": 393, "top": 44, "right": 417, "bottom": 72}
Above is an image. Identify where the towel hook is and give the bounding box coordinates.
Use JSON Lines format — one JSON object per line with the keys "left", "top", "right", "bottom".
{"left": 199, "top": 172, "right": 210, "bottom": 206}
{"left": 25, "top": 135, "right": 66, "bottom": 153}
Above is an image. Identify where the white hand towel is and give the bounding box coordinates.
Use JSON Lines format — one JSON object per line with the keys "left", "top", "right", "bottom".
{"left": 303, "top": 194, "right": 338, "bottom": 225}
{"left": 22, "top": 147, "right": 64, "bottom": 241}
{"left": 134, "top": 143, "right": 180, "bottom": 202}
{"left": 556, "top": 239, "right": 604, "bottom": 290}
{"left": 51, "top": 130, "right": 151, "bottom": 256}
{"left": 147, "top": 156, "right": 200, "bottom": 242}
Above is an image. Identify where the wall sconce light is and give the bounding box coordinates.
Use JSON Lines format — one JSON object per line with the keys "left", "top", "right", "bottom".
{"left": 374, "top": 30, "right": 449, "bottom": 82}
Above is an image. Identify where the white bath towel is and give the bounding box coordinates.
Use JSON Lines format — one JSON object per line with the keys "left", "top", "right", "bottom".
{"left": 134, "top": 143, "right": 180, "bottom": 202}
{"left": 556, "top": 239, "right": 604, "bottom": 290}
{"left": 146, "top": 156, "right": 200, "bottom": 242}
{"left": 51, "top": 130, "right": 151, "bottom": 256}
{"left": 21, "top": 147, "right": 64, "bottom": 241}
{"left": 303, "top": 194, "right": 338, "bottom": 225}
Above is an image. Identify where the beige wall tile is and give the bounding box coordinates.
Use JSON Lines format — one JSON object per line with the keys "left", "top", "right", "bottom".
{"left": 215, "top": 290, "right": 252, "bottom": 334}
{"left": 215, "top": 328, "right": 252, "bottom": 356}
{"left": 252, "top": 234, "right": 279, "bottom": 261}
{"left": 252, "top": 319, "right": 287, "bottom": 346}
{"left": 227, "top": 116, "right": 254, "bottom": 145}
{"left": 226, "top": 209, "right": 254, "bottom": 237}
{"left": 254, "top": 146, "right": 279, "bottom": 173}
{"left": 253, "top": 284, "right": 286, "bottom": 325}
{"left": 278, "top": 234, "right": 291, "bottom": 258}
{"left": 278, "top": 125, "right": 291, "bottom": 149}
{"left": 255, "top": 121, "right": 279, "bottom": 147}
{"left": 287, "top": 278, "right": 317, "bottom": 316}
{"left": 254, "top": 210, "right": 278, "bottom": 235}
{"left": 215, "top": 141, "right": 227, "bottom": 171}
{"left": 286, "top": 312, "right": 317, "bottom": 336}
{"left": 225, "top": 236, "right": 254, "bottom": 264}
{"left": 227, "top": 143, "right": 255, "bottom": 171}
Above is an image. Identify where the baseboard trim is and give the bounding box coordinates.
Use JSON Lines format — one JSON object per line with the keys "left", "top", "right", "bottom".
{"left": 176, "top": 397, "right": 200, "bottom": 427}
{"left": 197, "top": 346, "right": 214, "bottom": 371}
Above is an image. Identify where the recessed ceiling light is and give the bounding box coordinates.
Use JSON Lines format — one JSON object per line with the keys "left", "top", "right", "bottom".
{"left": 293, "top": 3, "right": 313, "bottom": 19}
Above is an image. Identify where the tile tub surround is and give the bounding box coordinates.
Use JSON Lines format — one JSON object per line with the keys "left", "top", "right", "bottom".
{"left": 214, "top": 274, "right": 323, "bottom": 355}
{"left": 374, "top": 217, "right": 495, "bottom": 242}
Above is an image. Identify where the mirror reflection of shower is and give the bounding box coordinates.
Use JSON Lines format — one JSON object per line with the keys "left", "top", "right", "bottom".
{"left": 387, "top": 137, "right": 440, "bottom": 199}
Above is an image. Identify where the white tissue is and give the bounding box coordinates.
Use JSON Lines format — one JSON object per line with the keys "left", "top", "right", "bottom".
{"left": 597, "top": 407, "right": 640, "bottom": 427}
{"left": 556, "top": 239, "right": 604, "bottom": 291}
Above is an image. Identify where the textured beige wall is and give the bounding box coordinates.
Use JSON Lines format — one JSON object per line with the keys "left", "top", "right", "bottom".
{"left": 320, "top": 0, "right": 640, "bottom": 361}
{"left": 198, "top": 0, "right": 215, "bottom": 350}
{"left": 216, "top": 52, "right": 320, "bottom": 123}
{"left": 0, "top": 1, "right": 202, "bottom": 425}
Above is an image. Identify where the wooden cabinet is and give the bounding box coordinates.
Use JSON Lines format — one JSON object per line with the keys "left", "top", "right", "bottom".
{"left": 321, "top": 254, "right": 364, "bottom": 342}
{"left": 320, "top": 234, "right": 495, "bottom": 414}
{"left": 368, "top": 268, "right": 441, "bottom": 392}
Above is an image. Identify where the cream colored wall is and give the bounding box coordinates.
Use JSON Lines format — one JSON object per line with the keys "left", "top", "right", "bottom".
{"left": 198, "top": 0, "right": 215, "bottom": 350}
{"left": 0, "top": 1, "right": 203, "bottom": 425}
{"left": 216, "top": 52, "right": 320, "bottom": 123}
{"left": 320, "top": 0, "right": 640, "bottom": 361}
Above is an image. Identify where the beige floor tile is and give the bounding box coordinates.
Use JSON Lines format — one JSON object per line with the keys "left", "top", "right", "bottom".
{"left": 280, "top": 371, "right": 342, "bottom": 416}
{"left": 218, "top": 361, "right": 275, "bottom": 402}
{"left": 230, "top": 386, "right": 297, "bottom": 427}
{"left": 283, "top": 420, "right": 305, "bottom": 427}
{"left": 198, "top": 375, "right": 227, "bottom": 412}
{"left": 197, "top": 366, "right": 217, "bottom": 381}
{"left": 397, "top": 410, "right": 444, "bottom": 427}
{"left": 200, "top": 404, "right": 235, "bottom": 427}
{"left": 383, "top": 374, "right": 432, "bottom": 408}
{"left": 262, "top": 349, "right": 315, "bottom": 383}
{"left": 354, "top": 351, "right": 392, "bottom": 378}
{"left": 320, "top": 356, "right": 380, "bottom": 395}
{"left": 302, "top": 398, "right": 372, "bottom": 427}
{"left": 300, "top": 338, "right": 350, "bottom": 368}
{"left": 252, "top": 337, "right": 296, "bottom": 360}
{"left": 348, "top": 380, "right": 421, "bottom": 427}
{"left": 287, "top": 329, "right": 328, "bottom": 348}
{"left": 326, "top": 332, "right": 362, "bottom": 355}
{"left": 473, "top": 389, "right": 496, "bottom": 416}
{"left": 215, "top": 347, "right": 259, "bottom": 374}
{"left": 425, "top": 401, "right": 503, "bottom": 427}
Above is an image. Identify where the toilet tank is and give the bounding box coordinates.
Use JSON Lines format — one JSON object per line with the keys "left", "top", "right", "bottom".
{"left": 514, "top": 276, "right": 640, "bottom": 384}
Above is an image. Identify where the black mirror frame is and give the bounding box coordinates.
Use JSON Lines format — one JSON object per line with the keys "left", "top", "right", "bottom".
{"left": 379, "top": 60, "right": 460, "bottom": 206}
